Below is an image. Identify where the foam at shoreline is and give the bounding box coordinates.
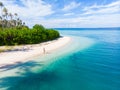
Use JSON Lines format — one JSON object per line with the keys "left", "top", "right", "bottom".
{"left": 0, "top": 36, "right": 96, "bottom": 90}
{"left": 0, "top": 36, "right": 71, "bottom": 66}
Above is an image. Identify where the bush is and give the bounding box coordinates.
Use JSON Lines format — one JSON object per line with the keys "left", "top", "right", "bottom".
{"left": 0, "top": 24, "right": 60, "bottom": 46}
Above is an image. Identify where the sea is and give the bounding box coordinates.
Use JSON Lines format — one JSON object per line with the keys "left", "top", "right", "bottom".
{"left": 0, "top": 28, "right": 120, "bottom": 90}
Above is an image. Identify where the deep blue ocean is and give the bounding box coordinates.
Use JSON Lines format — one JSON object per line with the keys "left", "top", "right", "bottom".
{"left": 0, "top": 28, "right": 120, "bottom": 90}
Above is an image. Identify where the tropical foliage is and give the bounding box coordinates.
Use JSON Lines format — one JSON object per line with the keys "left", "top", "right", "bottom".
{"left": 0, "top": 2, "right": 60, "bottom": 46}
{"left": 0, "top": 24, "right": 60, "bottom": 46}
{"left": 0, "top": 2, "right": 25, "bottom": 29}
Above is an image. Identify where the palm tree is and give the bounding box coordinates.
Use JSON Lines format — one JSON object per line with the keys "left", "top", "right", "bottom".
{"left": 3, "top": 7, "right": 8, "bottom": 19}
{"left": 23, "top": 22, "right": 25, "bottom": 26}
{"left": 0, "top": 16, "right": 2, "bottom": 28}
{"left": 19, "top": 19, "right": 22, "bottom": 26}
{"left": 16, "top": 18, "right": 22, "bottom": 27}
{"left": 9, "top": 13, "right": 12, "bottom": 21}
{"left": 0, "top": 2, "right": 4, "bottom": 15}
{"left": 8, "top": 13, "right": 13, "bottom": 27}
{"left": 0, "top": 2, "right": 3, "bottom": 7}
{"left": 2, "top": 7, "right": 8, "bottom": 27}
{"left": 0, "top": 2, "right": 4, "bottom": 28}
{"left": 0, "top": 16, "right": 2, "bottom": 20}
{"left": 14, "top": 13, "right": 18, "bottom": 27}
{"left": 14, "top": 13, "right": 18, "bottom": 20}
{"left": 0, "top": 2, "right": 25, "bottom": 29}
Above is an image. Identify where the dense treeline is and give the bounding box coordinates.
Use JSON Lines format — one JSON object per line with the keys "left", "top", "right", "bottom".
{"left": 0, "top": 24, "right": 60, "bottom": 46}
{"left": 0, "top": 2, "right": 60, "bottom": 46}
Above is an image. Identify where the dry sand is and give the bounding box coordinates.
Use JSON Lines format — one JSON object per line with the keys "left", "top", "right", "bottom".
{"left": 0, "top": 37, "right": 71, "bottom": 67}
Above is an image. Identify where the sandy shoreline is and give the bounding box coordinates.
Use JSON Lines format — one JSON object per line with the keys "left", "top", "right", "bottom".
{"left": 0, "top": 36, "right": 71, "bottom": 67}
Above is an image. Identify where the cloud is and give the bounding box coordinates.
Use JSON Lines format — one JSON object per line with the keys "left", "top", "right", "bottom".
{"left": 62, "top": 1, "right": 81, "bottom": 11}
{"left": 83, "top": 0, "right": 120, "bottom": 15}
{"left": 0, "top": 0, "right": 54, "bottom": 18}
{"left": 39, "top": 13, "right": 120, "bottom": 28}
{"left": 0, "top": 0, "right": 119, "bottom": 28}
{"left": 64, "top": 13, "right": 74, "bottom": 16}
{"left": 38, "top": 1, "right": 120, "bottom": 28}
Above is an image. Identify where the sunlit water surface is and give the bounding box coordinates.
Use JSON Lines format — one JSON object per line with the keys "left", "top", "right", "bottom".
{"left": 0, "top": 28, "right": 120, "bottom": 90}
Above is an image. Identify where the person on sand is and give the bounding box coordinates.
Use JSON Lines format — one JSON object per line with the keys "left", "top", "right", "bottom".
{"left": 43, "top": 47, "right": 46, "bottom": 54}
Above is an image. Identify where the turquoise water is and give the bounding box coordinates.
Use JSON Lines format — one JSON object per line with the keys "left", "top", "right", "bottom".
{"left": 0, "top": 28, "right": 120, "bottom": 90}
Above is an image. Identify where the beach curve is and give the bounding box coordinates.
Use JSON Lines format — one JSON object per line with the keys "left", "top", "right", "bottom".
{"left": 0, "top": 36, "right": 71, "bottom": 67}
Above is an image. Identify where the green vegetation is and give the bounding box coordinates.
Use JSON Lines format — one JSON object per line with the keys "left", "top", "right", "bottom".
{"left": 0, "top": 2, "right": 25, "bottom": 29}
{"left": 0, "top": 24, "right": 60, "bottom": 46}
{"left": 0, "top": 2, "right": 60, "bottom": 46}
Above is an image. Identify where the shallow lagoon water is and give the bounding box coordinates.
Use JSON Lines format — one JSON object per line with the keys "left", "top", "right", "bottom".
{"left": 0, "top": 29, "right": 120, "bottom": 90}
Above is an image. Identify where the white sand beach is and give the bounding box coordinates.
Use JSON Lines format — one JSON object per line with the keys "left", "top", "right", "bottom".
{"left": 0, "top": 37, "right": 71, "bottom": 67}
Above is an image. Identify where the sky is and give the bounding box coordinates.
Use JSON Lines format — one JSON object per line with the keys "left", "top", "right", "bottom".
{"left": 0, "top": 0, "right": 120, "bottom": 28}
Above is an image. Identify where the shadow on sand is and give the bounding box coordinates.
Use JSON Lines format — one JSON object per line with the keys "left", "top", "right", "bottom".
{"left": 0, "top": 61, "right": 42, "bottom": 72}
